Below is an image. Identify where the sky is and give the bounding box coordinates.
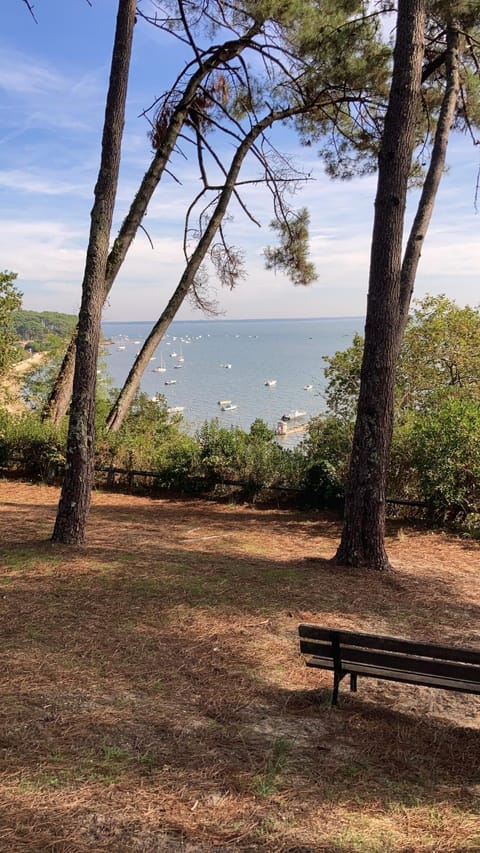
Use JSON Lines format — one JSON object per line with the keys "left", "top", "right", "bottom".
{"left": 1, "top": 0, "right": 479, "bottom": 322}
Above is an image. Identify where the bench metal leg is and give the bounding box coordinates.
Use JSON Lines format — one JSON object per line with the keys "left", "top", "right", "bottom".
{"left": 332, "top": 671, "right": 340, "bottom": 706}
{"left": 350, "top": 673, "right": 357, "bottom": 693}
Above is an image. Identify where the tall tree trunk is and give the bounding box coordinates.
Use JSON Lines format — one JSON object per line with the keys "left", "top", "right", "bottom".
{"left": 106, "top": 105, "right": 300, "bottom": 431}
{"left": 42, "top": 26, "right": 260, "bottom": 426}
{"left": 335, "top": 0, "right": 426, "bottom": 570}
{"left": 398, "top": 25, "right": 460, "bottom": 333}
{"left": 51, "top": 0, "right": 137, "bottom": 545}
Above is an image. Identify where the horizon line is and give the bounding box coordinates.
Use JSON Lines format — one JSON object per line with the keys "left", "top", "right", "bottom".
{"left": 102, "top": 315, "right": 366, "bottom": 324}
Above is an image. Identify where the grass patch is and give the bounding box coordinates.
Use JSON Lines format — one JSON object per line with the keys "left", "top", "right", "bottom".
{"left": 252, "top": 736, "right": 292, "bottom": 797}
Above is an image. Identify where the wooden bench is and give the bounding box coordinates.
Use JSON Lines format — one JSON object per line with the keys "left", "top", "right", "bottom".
{"left": 299, "top": 625, "right": 480, "bottom": 706}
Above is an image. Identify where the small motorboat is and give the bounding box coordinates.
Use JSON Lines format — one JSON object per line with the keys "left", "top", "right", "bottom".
{"left": 165, "top": 379, "right": 177, "bottom": 385}
{"left": 304, "top": 384, "right": 313, "bottom": 391}
{"left": 281, "top": 410, "right": 307, "bottom": 422}
{"left": 167, "top": 406, "right": 184, "bottom": 415}
{"left": 265, "top": 379, "right": 277, "bottom": 387}
{"left": 221, "top": 403, "right": 237, "bottom": 411}
{"left": 217, "top": 400, "right": 231, "bottom": 406}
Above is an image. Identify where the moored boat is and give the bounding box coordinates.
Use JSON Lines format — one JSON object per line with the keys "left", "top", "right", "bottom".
{"left": 281, "top": 409, "right": 306, "bottom": 421}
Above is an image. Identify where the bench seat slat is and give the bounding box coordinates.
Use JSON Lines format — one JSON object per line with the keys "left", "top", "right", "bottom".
{"left": 299, "top": 624, "right": 480, "bottom": 666}
{"left": 300, "top": 641, "right": 480, "bottom": 683}
{"left": 306, "top": 656, "right": 480, "bottom": 694}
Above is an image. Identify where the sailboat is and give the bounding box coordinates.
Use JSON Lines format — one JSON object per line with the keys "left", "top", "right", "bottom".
{"left": 152, "top": 353, "right": 166, "bottom": 373}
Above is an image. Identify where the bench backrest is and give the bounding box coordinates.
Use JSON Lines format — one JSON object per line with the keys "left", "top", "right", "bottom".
{"left": 299, "top": 624, "right": 480, "bottom": 685}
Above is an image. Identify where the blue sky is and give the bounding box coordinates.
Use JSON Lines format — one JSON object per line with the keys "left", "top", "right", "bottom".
{"left": 1, "top": 1, "right": 479, "bottom": 321}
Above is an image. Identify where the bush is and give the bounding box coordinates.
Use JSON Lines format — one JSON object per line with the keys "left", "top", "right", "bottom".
{"left": 0, "top": 410, "right": 66, "bottom": 481}
{"left": 195, "top": 418, "right": 305, "bottom": 497}
{"left": 408, "top": 398, "right": 480, "bottom": 523}
{"left": 299, "top": 416, "right": 352, "bottom": 507}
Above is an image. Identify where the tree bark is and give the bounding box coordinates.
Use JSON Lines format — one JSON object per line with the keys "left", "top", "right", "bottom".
{"left": 51, "top": 0, "right": 137, "bottom": 545}
{"left": 335, "top": 0, "right": 426, "bottom": 570}
{"left": 42, "top": 26, "right": 261, "bottom": 426}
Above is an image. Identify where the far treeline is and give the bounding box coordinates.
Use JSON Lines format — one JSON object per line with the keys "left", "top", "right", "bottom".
{"left": 13, "top": 310, "right": 77, "bottom": 350}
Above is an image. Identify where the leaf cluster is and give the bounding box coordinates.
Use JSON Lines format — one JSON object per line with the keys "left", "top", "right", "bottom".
{"left": 0, "top": 271, "right": 23, "bottom": 378}
{"left": 264, "top": 207, "right": 317, "bottom": 286}
{"left": 324, "top": 294, "right": 480, "bottom": 421}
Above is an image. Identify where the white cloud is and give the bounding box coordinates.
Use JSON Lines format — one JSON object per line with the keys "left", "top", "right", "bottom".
{"left": 0, "top": 53, "right": 65, "bottom": 96}
{"left": 0, "top": 169, "right": 89, "bottom": 197}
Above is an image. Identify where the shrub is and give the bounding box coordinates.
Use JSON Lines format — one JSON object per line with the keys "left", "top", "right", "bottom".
{"left": 0, "top": 410, "right": 66, "bottom": 481}
{"left": 408, "top": 398, "right": 480, "bottom": 523}
{"left": 299, "top": 416, "right": 352, "bottom": 507}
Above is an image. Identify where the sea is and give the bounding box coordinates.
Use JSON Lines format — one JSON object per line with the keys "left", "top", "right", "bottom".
{"left": 101, "top": 317, "right": 364, "bottom": 444}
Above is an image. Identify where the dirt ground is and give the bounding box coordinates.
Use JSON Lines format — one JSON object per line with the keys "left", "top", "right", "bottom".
{"left": 0, "top": 480, "right": 479, "bottom": 852}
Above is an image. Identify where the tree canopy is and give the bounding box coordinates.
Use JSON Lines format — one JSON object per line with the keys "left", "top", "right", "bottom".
{"left": 0, "top": 271, "right": 22, "bottom": 378}
{"left": 324, "top": 294, "right": 480, "bottom": 419}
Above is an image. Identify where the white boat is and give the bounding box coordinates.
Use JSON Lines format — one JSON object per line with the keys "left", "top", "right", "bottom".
{"left": 116, "top": 345, "right": 126, "bottom": 351}
{"left": 152, "top": 355, "right": 166, "bottom": 373}
{"left": 220, "top": 363, "right": 232, "bottom": 369}
{"left": 281, "top": 410, "right": 307, "bottom": 421}
{"left": 304, "top": 384, "right": 313, "bottom": 391}
{"left": 165, "top": 379, "right": 177, "bottom": 385}
{"left": 167, "top": 406, "right": 184, "bottom": 414}
{"left": 174, "top": 363, "right": 183, "bottom": 369}
{"left": 265, "top": 379, "right": 277, "bottom": 386}
{"left": 221, "top": 402, "right": 237, "bottom": 411}
{"left": 217, "top": 400, "right": 231, "bottom": 406}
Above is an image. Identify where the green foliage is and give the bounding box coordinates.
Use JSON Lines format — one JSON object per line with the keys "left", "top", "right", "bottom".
{"left": 397, "top": 295, "right": 480, "bottom": 409}
{"left": 195, "top": 418, "right": 304, "bottom": 493}
{"left": 323, "top": 296, "right": 480, "bottom": 522}
{"left": 323, "top": 332, "right": 364, "bottom": 421}
{"left": 0, "top": 410, "right": 66, "bottom": 480}
{"left": 97, "top": 391, "right": 186, "bottom": 470}
{"left": 324, "top": 296, "right": 480, "bottom": 419}
{"left": 0, "top": 271, "right": 23, "bottom": 377}
{"left": 264, "top": 208, "right": 317, "bottom": 286}
{"left": 12, "top": 309, "right": 76, "bottom": 346}
{"left": 408, "top": 397, "right": 480, "bottom": 522}
{"left": 299, "top": 415, "right": 353, "bottom": 507}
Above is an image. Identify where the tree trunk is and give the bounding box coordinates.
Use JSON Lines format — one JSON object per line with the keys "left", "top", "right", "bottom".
{"left": 42, "top": 332, "right": 77, "bottom": 425}
{"left": 106, "top": 105, "right": 298, "bottom": 431}
{"left": 335, "top": 0, "right": 426, "bottom": 570}
{"left": 398, "top": 25, "right": 460, "bottom": 333}
{"left": 51, "top": 0, "right": 137, "bottom": 545}
{"left": 42, "top": 26, "right": 260, "bottom": 426}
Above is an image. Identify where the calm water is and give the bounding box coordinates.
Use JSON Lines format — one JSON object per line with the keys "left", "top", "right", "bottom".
{"left": 101, "top": 317, "right": 363, "bottom": 442}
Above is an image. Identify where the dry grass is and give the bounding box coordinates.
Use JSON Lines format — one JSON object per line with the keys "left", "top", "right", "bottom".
{"left": 0, "top": 480, "right": 479, "bottom": 852}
